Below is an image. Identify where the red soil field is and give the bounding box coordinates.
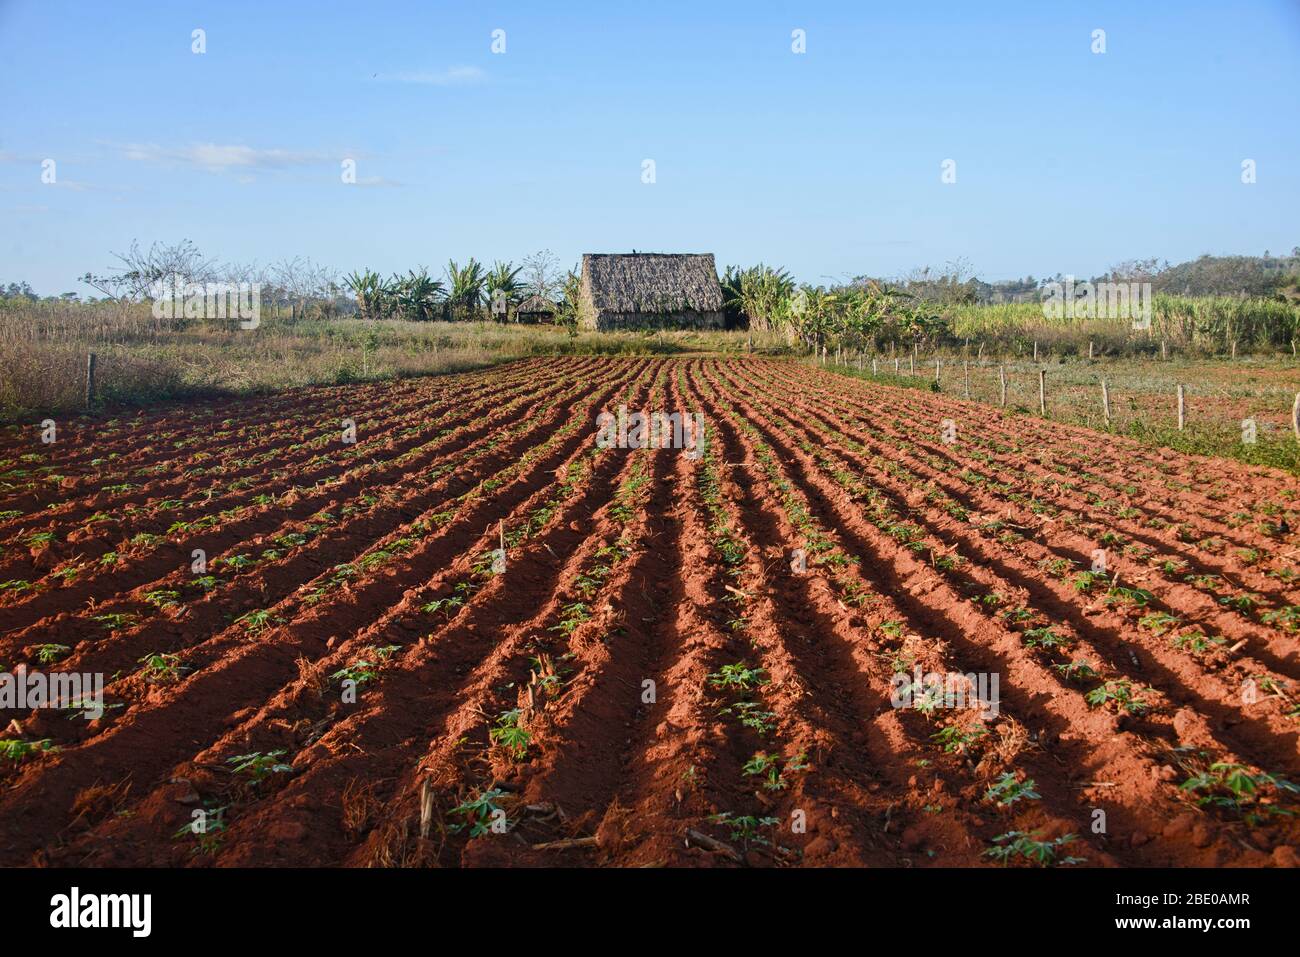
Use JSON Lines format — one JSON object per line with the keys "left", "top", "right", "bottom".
{"left": 2, "top": 356, "right": 1299, "bottom": 868}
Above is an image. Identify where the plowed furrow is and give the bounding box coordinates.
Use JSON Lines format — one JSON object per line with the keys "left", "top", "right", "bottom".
{"left": 4, "top": 356, "right": 1298, "bottom": 869}
{"left": 47, "top": 369, "right": 665, "bottom": 868}
{"left": 2, "top": 374, "right": 602, "bottom": 718}
{"left": 701, "top": 360, "right": 1252, "bottom": 864}
{"left": 0, "top": 362, "right": 650, "bottom": 864}
{"left": 179, "top": 366, "right": 666, "bottom": 867}
{"left": 815, "top": 367, "right": 1299, "bottom": 558}
{"left": 0, "top": 366, "right": 598, "bottom": 637}
{"left": 727, "top": 364, "right": 1300, "bottom": 703}
{"left": 0, "top": 363, "right": 503, "bottom": 512}
{"left": 0, "top": 362, "right": 591, "bottom": 602}
{"left": 769, "top": 363, "right": 1300, "bottom": 591}
{"left": 774, "top": 365, "right": 1300, "bottom": 601}
{"left": 693, "top": 361, "right": 1111, "bottom": 864}
{"left": 416, "top": 368, "right": 686, "bottom": 865}
{"left": 418, "top": 370, "right": 772, "bottom": 867}
{"left": 773, "top": 362, "right": 1297, "bottom": 544}
{"left": 0, "top": 359, "right": 565, "bottom": 510}
{"left": 0, "top": 357, "right": 570, "bottom": 544}
{"left": 718, "top": 362, "right": 1300, "bottom": 781}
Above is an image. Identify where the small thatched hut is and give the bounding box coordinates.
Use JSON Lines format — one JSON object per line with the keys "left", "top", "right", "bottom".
{"left": 579, "top": 253, "right": 724, "bottom": 330}
{"left": 514, "top": 293, "right": 557, "bottom": 324}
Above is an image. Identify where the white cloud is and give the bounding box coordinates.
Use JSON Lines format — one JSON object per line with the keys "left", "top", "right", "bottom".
{"left": 377, "top": 66, "right": 487, "bottom": 86}
{"left": 354, "top": 176, "right": 403, "bottom": 188}
{"left": 0, "top": 149, "right": 50, "bottom": 165}
{"left": 119, "top": 142, "right": 334, "bottom": 172}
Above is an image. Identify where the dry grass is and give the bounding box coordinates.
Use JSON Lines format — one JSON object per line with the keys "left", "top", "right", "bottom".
{"left": 341, "top": 778, "right": 383, "bottom": 838}
{"left": 69, "top": 779, "right": 133, "bottom": 829}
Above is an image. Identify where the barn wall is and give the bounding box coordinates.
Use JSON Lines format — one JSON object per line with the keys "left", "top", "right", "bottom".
{"left": 578, "top": 275, "right": 600, "bottom": 330}
{"left": 589, "top": 309, "right": 724, "bottom": 331}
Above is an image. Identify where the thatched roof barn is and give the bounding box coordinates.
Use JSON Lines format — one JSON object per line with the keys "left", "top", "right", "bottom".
{"left": 514, "top": 293, "right": 557, "bottom": 324}
{"left": 579, "top": 253, "right": 724, "bottom": 330}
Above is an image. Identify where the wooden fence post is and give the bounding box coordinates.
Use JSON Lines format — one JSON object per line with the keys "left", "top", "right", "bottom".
{"left": 1101, "top": 378, "right": 1111, "bottom": 426}
{"left": 1177, "top": 384, "right": 1186, "bottom": 430}
{"left": 963, "top": 360, "right": 970, "bottom": 399}
{"left": 85, "top": 353, "right": 97, "bottom": 409}
{"left": 909, "top": 354, "right": 915, "bottom": 376}
{"left": 1088, "top": 340, "right": 1094, "bottom": 360}
{"left": 871, "top": 357, "right": 878, "bottom": 375}
{"left": 935, "top": 358, "right": 941, "bottom": 384}
{"left": 1293, "top": 393, "right": 1300, "bottom": 444}
{"left": 1033, "top": 340, "right": 1039, "bottom": 362}
{"left": 999, "top": 365, "right": 1007, "bottom": 408}
{"left": 1038, "top": 369, "right": 1047, "bottom": 416}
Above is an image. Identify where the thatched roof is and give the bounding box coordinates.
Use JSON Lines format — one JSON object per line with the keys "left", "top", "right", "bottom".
{"left": 582, "top": 253, "right": 723, "bottom": 314}
{"left": 516, "top": 293, "right": 557, "bottom": 313}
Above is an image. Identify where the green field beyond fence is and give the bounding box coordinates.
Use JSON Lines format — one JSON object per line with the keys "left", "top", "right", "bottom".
{"left": 943, "top": 294, "right": 1300, "bottom": 356}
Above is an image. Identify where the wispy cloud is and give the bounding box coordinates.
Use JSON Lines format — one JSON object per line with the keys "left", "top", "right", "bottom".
{"left": 0, "top": 176, "right": 119, "bottom": 194}
{"left": 118, "top": 142, "right": 335, "bottom": 172}
{"left": 374, "top": 65, "right": 487, "bottom": 86}
{"left": 354, "top": 176, "right": 403, "bottom": 188}
{"left": 0, "top": 148, "right": 56, "bottom": 165}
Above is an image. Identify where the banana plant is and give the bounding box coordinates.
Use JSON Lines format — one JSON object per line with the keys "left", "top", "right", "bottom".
{"left": 344, "top": 268, "right": 391, "bottom": 322}
{"left": 445, "top": 258, "right": 486, "bottom": 321}
{"left": 485, "top": 260, "right": 523, "bottom": 321}
{"left": 556, "top": 267, "right": 583, "bottom": 336}
{"left": 723, "top": 264, "right": 795, "bottom": 333}
{"left": 391, "top": 268, "right": 445, "bottom": 322}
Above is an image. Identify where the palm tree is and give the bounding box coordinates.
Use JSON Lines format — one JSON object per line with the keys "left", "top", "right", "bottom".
{"left": 445, "top": 258, "right": 486, "bottom": 321}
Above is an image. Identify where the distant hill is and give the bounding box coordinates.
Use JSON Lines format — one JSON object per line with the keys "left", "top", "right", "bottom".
{"left": 970, "top": 250, "right": 1300, "bottom": 304}
{"left": 1147, "top": 252, "right": 1300, "bottom": 297}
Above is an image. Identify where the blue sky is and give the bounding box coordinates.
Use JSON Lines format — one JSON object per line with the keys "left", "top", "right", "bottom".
{"left": 2, "top": 0, "right": 1298, "bottom": 294}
